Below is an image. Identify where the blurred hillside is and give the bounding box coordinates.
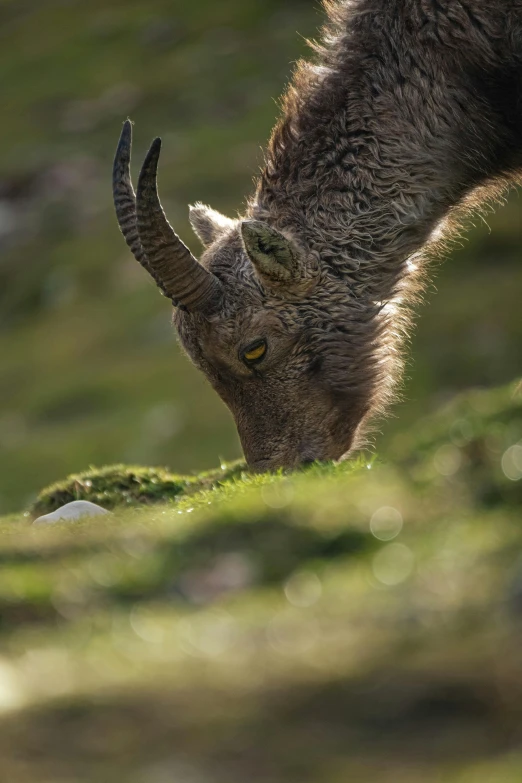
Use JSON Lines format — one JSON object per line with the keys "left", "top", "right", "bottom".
{"left": 0, "top": 0, "right": 521, "bottom": 513}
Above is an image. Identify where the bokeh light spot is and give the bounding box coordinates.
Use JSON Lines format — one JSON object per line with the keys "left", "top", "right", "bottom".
{"left": 372, "top": 543, "right": 415, "bottom": 586}
{"left": 449, "top": 419, "right": 474, "bottom": 447}
{"left": 130, "top": 606, "right": 165, "bottom": 644}
{"left": 433, "top": 444, "right": 462, "bottom": 476}
{"left": 284, "top": 570, "right": 322, "bottom": 607}
{"left": 267, "top": 611, "right": 320, "bottom": 656}
{"left": 501, "top": 444, "right": 522, "bottom": 481}
{"left": 261, "top": 480, "right": 294, "bottom": 509}
{"left": 179, "top": 610, "right": 237, "bottom": 658}
{"left": 370, "top": 506, "right": 403, "bottom": 541}
{"left": 0, "top": 658, "right": 25, "bottom": 712}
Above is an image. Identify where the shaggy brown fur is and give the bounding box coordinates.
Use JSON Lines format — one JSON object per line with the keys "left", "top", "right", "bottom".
{"left": 113, "top": 0, "right": 522, "bottom": 470}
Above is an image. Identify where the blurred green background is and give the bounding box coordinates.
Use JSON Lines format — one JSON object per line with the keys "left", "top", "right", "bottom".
{"left": 0, "top": 0, "right": 520, "bottom": 514}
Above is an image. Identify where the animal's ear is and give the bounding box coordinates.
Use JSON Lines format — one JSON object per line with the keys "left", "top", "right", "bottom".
{"left": 240, "top": 220, "right": 305, "bottom": 285}
{"left": 189, "top": 203, "right": 235, "bottom": 247}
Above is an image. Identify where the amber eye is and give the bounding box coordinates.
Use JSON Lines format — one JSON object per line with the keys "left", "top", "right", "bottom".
{"left": 242, "top": 339, "right": 267, "bottom": 365}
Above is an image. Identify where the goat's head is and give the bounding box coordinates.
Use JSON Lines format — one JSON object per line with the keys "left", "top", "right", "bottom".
{"left": 113, "top": 122, "right": 378, "bottom": 470}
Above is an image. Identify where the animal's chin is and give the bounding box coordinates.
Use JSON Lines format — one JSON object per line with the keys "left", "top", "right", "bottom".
{"left": 245, "top": 421, "right": 358, "bottom": 473}
{"left": 248, "top": 446, "right": 348, "bottom": 473}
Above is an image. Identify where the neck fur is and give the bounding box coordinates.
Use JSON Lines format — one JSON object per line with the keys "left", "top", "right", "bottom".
{"left": 252, "top": 0, "right": 519, "bottom": 303}
{"left": 247, "top": 0, "right": 521, "bottom": 440}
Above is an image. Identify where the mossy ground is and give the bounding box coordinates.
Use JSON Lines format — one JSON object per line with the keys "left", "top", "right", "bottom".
{"left": 1, "top": 381, "right": 522, "bottom": 781}
{"left": 29, "top": 460, "right": 246, "bottom": 517}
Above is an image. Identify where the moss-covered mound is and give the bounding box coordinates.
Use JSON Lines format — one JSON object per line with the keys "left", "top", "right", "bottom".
{"left": 29, "top": 460, "right": 246, "bottom": 517}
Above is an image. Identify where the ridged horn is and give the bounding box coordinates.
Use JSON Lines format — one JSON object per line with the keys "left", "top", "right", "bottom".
{"left": 113, "top": 120, "right": 178, "bottom": 299}
{"left": 112, "top": 122, "right": 153, "bottom": 274}
{"left": 135, "top": 136, "right": 223, "bottom": 311}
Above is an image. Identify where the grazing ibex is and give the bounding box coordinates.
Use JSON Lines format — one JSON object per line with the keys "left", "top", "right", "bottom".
{"left": 113, "top": 0, "right": 522, "bottom": 470}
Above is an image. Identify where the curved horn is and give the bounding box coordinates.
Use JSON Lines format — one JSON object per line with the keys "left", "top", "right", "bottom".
{"left": 136, "top": 137, "right": 223, "bottom": 311}
{"left": 113, "top": 121, "right": 175, "bottom": 298}
{"left": 112, "top": 122, "right": 150, "bottom": 271}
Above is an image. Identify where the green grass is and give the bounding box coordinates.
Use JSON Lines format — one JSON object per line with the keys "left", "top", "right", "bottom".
{"left": 1, "top": 381, "right": 521, "bottom": 781}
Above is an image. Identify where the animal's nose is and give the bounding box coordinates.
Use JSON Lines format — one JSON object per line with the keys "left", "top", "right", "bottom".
{"left": 300, "top": 457, "right": 316, "bottom": 466}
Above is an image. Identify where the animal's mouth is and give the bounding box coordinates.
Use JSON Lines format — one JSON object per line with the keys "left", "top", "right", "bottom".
{"left": 246, "top": 426, "right": 354, "bottom": 472}
{"left": 248, "top": 448, "right": 341, "bottom": 473}
{"left": 249, "top": 461, "right": 290, "bottom": 474}
{"left": 248, "top": 457, "right": 282, "bottom": 473}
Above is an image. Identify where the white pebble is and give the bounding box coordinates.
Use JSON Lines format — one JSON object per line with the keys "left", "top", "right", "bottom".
{"left": 33, "top": 500, "right": 110, "bottom": 525}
